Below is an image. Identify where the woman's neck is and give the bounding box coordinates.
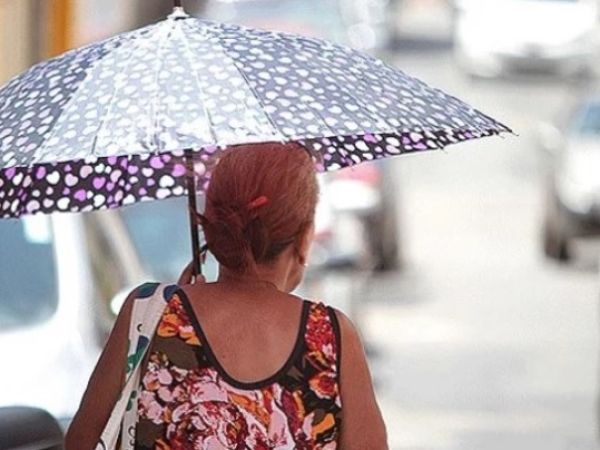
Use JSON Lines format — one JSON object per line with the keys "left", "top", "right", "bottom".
{"left": 216, "top": 268, "right": 284, "bottom": 291}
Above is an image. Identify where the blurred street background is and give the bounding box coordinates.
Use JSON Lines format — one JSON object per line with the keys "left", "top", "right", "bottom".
{"left": 1, "top": 0, "right": 600, "bottom": 448}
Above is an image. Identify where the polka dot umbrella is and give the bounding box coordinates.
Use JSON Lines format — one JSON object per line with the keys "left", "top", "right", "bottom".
{"left": 0, "top": 2, "right": 511, "bottom": 275}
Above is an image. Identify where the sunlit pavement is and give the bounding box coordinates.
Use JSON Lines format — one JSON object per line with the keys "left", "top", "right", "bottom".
{"left": 321, "top": 2, "right": 600, "bottom": 449}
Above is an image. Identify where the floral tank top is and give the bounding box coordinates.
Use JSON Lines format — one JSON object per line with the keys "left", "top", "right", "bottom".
{"left": 134, "top": 287, "right": 342, "bottom": 449}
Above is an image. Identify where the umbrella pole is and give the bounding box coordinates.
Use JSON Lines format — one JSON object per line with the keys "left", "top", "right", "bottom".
{"left": 173, "top": 0, "right": 182, "bottom": 7}
{"left": 185, "top": 149, "right": 202, "bottom": 278}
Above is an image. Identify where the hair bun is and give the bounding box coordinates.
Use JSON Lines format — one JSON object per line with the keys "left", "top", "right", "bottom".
{"left": 201, "top": 143, "right": 318, "bottom": 274}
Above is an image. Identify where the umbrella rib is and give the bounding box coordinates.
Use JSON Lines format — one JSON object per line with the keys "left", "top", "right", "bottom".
{"left": 1, "top": 44, "right": 108, "bottom": 165}
{"left": 32, "top": 31, "right": 155, "bottom": 163}
{"left": 177, "top": 23, "right": 220, "bottom": 146}
{"left": 0, "top": 67, "right": 44, "bottom": 120}
{"left": 307, "top": 46, "right": 395, "bottom": 136}
{"left": 381, "top": 60, "right": 491, "bottom": 136}
{"left": 90, "top": 26, "right": 166, "bottom": 157}
{"left": 147, "top": 20, "right": 178, "bottom": 152}
{"left": 0, "top": 64, "right": 52, "bottom": 168}
{"left": 191, "top": 22, "right": 270, "bottom": 140}
{"left": 263, "top": 34, "right": 347, "bottom": 140}
{"left": 214, "top": 34, "right": 286, "bottom": 142}
{"left": 0, "top": 43, "right": 84, "bottom": 118}
{"left": 188, "top": 21, "right": 279, "bottom": 140}
{"left": 335, "top": 76, "right": 394, "bottom": 132}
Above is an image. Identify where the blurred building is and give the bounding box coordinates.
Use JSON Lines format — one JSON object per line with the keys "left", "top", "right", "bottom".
{"left": 0, "top": 0, "right": 175, "bottom": 85}
{"left": 0, "top": 0, "right": 99, "bottom": 82}
{"left": 0, "top": 0, "right": 45, "bottom": 82}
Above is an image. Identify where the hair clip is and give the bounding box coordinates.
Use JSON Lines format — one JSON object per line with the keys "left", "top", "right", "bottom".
{"left": 247, "top": 195, "right": 269, "bottom": 210}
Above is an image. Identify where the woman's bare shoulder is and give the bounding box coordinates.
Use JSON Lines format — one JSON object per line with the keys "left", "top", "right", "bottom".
{"left": 327, "top": 307, "right": 389, "bottom": 449}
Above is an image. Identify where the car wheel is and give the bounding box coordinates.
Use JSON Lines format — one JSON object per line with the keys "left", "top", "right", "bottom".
{"left": 542, "top": 220, "right": 570, "bottom": 262}
{"left": 374, "top": 242, "right": 400, "bottom": 272}
{"left": 0, "top": 407, "right": 63, "bottom": 450}
{"left": 364, "top": 208, "right": 401, "bottom": 272}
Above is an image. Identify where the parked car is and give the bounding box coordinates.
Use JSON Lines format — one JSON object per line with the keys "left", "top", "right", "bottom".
{"left": 539, "top": 95, "right": 600, "bottom": 261}
{"left": 0, "top": 407, "right": 63, "bottom": 450}
{"left": 453, "top": 0, "right": 600, "bottom": 78}
{"left": 315, "top": 162, "right": 401, "bottom": 272}
{"left": 0, "top": 197, "right": 218, "bottom": 429}
{"left": 0, "top": 214, "right": 101, "bottom": 424}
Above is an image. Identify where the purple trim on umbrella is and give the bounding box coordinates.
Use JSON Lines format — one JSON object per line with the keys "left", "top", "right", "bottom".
{"left": 0, "top": 149, "right": 215, "bottom": 218}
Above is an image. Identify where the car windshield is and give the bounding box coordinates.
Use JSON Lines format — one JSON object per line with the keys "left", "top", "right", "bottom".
{"left": 119, "top": 197, "right": 218, "bottom": 282}
{"left": 572, "top": 102, "right": 600, "bottom": 136}
{"left": 0, "top": 216, "right": 58, "bottom": 330}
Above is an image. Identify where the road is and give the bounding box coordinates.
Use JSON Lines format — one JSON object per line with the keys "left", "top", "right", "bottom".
{"left": 329, "top": 5, "right": 600, "bottom": 449}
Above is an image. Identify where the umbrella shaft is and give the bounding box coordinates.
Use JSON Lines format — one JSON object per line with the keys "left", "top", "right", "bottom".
{"left": 173, "top": 0, "right": 182, "bottom": 7}
{"left": 185, "top": 149, "right": 202, "bottom": 278}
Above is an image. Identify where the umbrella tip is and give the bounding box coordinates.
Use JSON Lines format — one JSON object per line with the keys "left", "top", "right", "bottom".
{"left": 169, "top": 4, "right": 189, "bottom": 20}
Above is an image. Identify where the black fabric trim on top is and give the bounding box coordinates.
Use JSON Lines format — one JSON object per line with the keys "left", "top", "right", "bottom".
{"left": 176, "top": 287, "right": 311, "bottom": 390}
{"left": 327, "top": 306, "right": 342, "bottom": 383}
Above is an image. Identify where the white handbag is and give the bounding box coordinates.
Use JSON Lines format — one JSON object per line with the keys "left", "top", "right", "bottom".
{"left": 95, "top": 282, "right": 172, "bottom": 450}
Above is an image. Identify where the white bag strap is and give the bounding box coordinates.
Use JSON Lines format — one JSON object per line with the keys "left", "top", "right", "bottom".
{"left": 95, "top": 282, "right": 174, "bottom": 450}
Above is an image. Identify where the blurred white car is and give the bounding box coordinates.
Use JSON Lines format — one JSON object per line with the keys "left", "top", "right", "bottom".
{"left": 539, "top": 95, "right": 600, "bottom": 261}
{"left": 0, "top": 214, "right": 100, "bottom": 423}
{"left": 204, "top": 0, "right": 402, "bottom": 50}
{"left": 454, "top": 0, "right": 600, "bottom": 77}
{"left": 0, "top": 198, "right": 218, "bottom": 423}
{"left": 338, "top": 0, "right": 403, "bottom": 50}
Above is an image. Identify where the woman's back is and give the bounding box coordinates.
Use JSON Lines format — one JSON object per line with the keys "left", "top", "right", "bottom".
{"left": 177, "top": 283, "right": 316, "bottom": 384}
{"left": 134, "top": 283, "right": 342, "bottom": 448}
{"left": 66, "top": 144, "right": 388, "bottom": 449}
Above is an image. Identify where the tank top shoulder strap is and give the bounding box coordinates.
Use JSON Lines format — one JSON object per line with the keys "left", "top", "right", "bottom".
{"left": 303, "top": 300, "right": 342, "bottom": 378}
{"left": 153, "top": 284, "right": 204, "bottom": 348}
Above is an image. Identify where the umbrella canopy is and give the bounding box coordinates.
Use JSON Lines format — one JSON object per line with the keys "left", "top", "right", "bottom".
{"left": 0, "top": 7, "right": 511, "bottom": 220}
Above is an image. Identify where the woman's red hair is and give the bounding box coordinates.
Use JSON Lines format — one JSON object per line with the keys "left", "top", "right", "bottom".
{"left": 198, "top": 142, "right": 319, "bottom": 274}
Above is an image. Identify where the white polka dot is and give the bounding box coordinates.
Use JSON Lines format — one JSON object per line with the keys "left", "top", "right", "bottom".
{"left": 156, "top": 188, "right": 171, "bottom": 199}
{"left": 159, "top": 175, "right": 175, "bottom": 188}
{"left": 93, "top": 195, "right": 106, "bottom": 207}
{"left": 26, "top": 200, "right": 40, "bottom": 213}
{"left": 57, "top": 198, "right": 70, "bottom": 210}
{"left": 12, "top": 172, "right": 23, "bottom": 186}
{"left": 46, "top": 171, "right": 60, "bottom": 185}
{"left": 385, "top": 137, "right": 400, "bottom": 147}
{"left": 355, "top": 140, "right": 369, "bottom": 151}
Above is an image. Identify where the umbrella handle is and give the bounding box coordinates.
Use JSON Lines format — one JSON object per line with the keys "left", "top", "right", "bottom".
{"left": 185, "top": 149, "right": 202, "bottom": 279}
